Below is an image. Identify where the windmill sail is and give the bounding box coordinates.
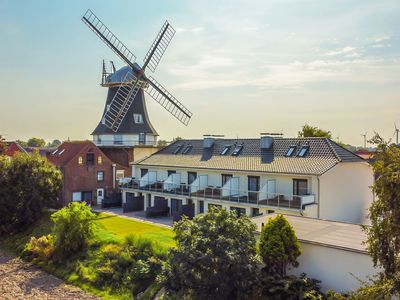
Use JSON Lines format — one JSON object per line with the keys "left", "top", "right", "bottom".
{"left": 82, "top": 9, "right": 136, "bottom": 68}
{"left": 143, "top": 21, "right": 176, "bottom": 72}
{"left": 146, "top": 76, "right": 192, "bottom": 126}
{"left": 103, "top": 73, "right": 141, "bottom": 132}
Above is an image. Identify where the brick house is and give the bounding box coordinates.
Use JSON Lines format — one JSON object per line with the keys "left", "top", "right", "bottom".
{"left": 47, "top": 141, "right": 129, "bottom": 206}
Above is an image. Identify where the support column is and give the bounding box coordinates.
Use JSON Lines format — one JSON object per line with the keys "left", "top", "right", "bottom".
{"left": 122, "top": 190, "right": 127, "bottom": 204}
{"left": 112, "top": 163, "right": 116, "bottom": 189}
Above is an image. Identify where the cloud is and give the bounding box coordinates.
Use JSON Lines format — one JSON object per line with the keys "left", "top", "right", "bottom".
{"left": 373, "top": 35, "right": 390, "bottom": 43}
{"left": 176, "top": 27, "right": 204, "bottom": 33}
{"left": 325, "top": 46, "right": 357, "bottom": 56}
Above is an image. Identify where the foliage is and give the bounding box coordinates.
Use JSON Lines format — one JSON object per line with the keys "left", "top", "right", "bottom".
{"left": 27, "top": 137, "right": 46, "bottom": 147}
{"left": 298, "top": 124, "right": 332, "bottom": 139}
{"left": 160, "top": 207, "right": 260, "bottom": 299}
{"left": 172, "top": 136, "right": 182, "bottom": 142}
{"left": 51, "top": 202, "right": 96, "bottom": 259}
{"left": 157, "top": 140, "right": 168, "bottom": 147}
{"left": 87, "top": 235, "right": 166, "bottom": 295}
{"left": 16, "top": 139, "right": 28, "bottom": 147}
{"left": 259, "top": 214, "right": 301, "bottom": 276}
{"left": 47, "top": 139, "right": 62, "bottom": 147}
{"left": 0, "top": 153, "right": 62, "bottom": 234}
{"left": 0, "top": 135, "right": 5, "bottom": 154}
{"left": 24, "top": 234, "right": 55, "bottom": 261}
{"left": 362, "top": 134, "right": 400, "bottom": 295}
{"left": 251, "top": 273, "right": 324, "bottom": 300}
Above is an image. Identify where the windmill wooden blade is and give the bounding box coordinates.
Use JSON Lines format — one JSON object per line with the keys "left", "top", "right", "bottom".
{"left": 103, "top": 73, "right": 141, "bottom": 132}
{"left": 146, "top": 76, "right": 192, "bottom": 126}
{"left": 143, "top": 21, "right": 176, "bottom": 73}
{"left": 82, "top": 9, "right": 136, "bottom": 68}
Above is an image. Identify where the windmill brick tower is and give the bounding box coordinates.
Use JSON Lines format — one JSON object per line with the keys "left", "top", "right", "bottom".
{"left": 82, "top": 10, "right": 193, "bottom": 172}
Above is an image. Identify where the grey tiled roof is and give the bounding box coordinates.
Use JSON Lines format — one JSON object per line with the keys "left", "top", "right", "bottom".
{"left": 134, "top": 137, "right": 364, "bottom": 175}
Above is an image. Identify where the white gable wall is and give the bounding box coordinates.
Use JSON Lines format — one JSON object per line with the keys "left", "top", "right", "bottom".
{"left": 319, "top": 162, "right": 374, "bottom": 224}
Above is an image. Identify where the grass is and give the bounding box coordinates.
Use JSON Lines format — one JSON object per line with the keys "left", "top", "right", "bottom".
{"left": 0, "top": 210, "right": 175, "bottom": 300}
{"left": 94, "top": 213, "right": 175, "bottom": 249}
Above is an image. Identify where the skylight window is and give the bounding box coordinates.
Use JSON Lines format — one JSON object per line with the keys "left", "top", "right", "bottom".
{"left": 297, "top": 146, "right": 309, "bottom": 157}
{"left": 285, "top": 146, "right": 296, "bottom": 157}
{"left": 173, "top": 144, "right": 183, "bottom": 154}
{"left": 220, "top": 145, "right": 231, "bottom": 155}
{"left": 182, "top": 145, "right": 192, "bottom": 154}
{"left": 231, "top": 145, "right": 243, "bottom": 156}
{"left": 58, "top": 149, "right": 65, "bottom": 156}
{"left": 51, "top": 149, "right": 58, "bottom": 156}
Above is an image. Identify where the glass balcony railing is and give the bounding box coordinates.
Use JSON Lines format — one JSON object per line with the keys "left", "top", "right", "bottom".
{"left": 120, "top": 179, "right": 315, "bottom": 210}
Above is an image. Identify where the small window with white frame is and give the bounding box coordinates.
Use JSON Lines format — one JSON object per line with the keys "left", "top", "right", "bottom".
{"left": 97, "top": 171, "right": 104, "bottom": 181}
{"left": 133, "top": 113, "right": 143, "bottom": 124}
{"left": 297, "top": 145, "right": 309, "bottom": 157}
{"left": 72, "top": 192, "right": 81, "bottom": 202}
{"left": 114, "top": 135, "right": 123, "bottom": 145}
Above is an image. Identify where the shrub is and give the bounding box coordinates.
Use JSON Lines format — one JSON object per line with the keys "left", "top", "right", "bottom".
{"left": 24, "top": 234, "right": 55, "bottom": 261}
{"left": 259, "top": 214, "right": 301, "bottom": 276}
{"left": 51, "top": 202, "right": 95, "bottom": 259}
{"left": 161, "top": 207, "right": 260, "bottom": 300}
{"left": 0, "top": 153, "right": 62, "bottom": 234}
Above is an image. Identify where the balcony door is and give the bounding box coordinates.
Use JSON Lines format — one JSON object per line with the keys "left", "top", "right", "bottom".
{"left": 248, "top": 176, "right": 260, "bottom": 203}
{"left": 293, "top": 179, "right": 308, "bottom": 196}
{"left": 221, "top": 174, "right": 233, "bottom": 186}
{"left": 188, "top": 172, "right": 197, "bottom": 185}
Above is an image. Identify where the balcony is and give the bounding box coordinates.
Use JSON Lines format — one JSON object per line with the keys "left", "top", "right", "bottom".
{"left": 93, "top": 139, "right": 157, "bottom": 147}
{"left": 120, "top": 177, "right": 315, "bottom": 211}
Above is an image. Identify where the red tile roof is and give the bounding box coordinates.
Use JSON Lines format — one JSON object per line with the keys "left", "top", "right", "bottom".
{"left": 46, "top": 141, "right": 95, "bottom": 166}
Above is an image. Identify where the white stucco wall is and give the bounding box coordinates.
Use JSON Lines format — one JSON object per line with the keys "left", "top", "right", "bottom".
{"left": 288, "top": 242, "right": 380, "bottom": 293}
{"left": 319, "top": 162, "right": 374, "bottom": 224}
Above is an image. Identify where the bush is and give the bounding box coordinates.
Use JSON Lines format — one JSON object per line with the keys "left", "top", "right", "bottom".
{"left": 0, "top": 153, "right": 62, "bottom": 234}
{"left": 24, "top": 234, "right": 55, "bottom": 261}
{"left": 51, "top": 202, "right": 95, "bottom": 259}
{"left": 161, "top": 207, "right": 260, "bottom": 300}
{"left": 93, "top": 235, "right": 166, "bottom": 295}
{"left": 259, "top": 214, "right": 301, "bottom": 276}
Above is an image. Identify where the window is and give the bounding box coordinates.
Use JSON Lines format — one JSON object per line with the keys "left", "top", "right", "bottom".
{"left": 168, "top": 170, "right": 176, "bottom": 177}
{"left": 248, "top": 176, "right": 260, "bottom": 202}
{"left": 173, "top": 144, "right": 183, "bottom": 154}
{"left": 285, "top": 146, "right": 296, "bottom": 157}
{"left": 182, "top": 145, "right": 192, "bottom": 154}
{"left": 97, "top": 156, "right": 103, "bottom": 164}
{"left": 133, "top": 114, "right": 143, "bottom": 124}
{"left": 72, "top": 192, "right": 81, "bottom": 202}
{"left": 97, "top": 171, "right": 104, "bottom": 181}
{"left": 297, "top": 146, "right": 309, "bottom": 157}
{"left": 222, "top": 174, "right": 233, "bottom": 186}
{"left": 231, "top": 144, "right": 243, "bottom": 156}
{"left": 78, "top": 156, "right": 83, "bottom": 165}
{"left": 51, "top": 149, "right": 58, "bottom": 155}
{"left": 199, "top": 200, "right": 204, "bottom": 213}
{"left": 140, "top": 168, "right": 148, "bottom": 178}
{"left": 139, "top": 133, "right": 146, "bottom": 145}
{"left": 114, "top": 135, "right": 123, "bottom": 145}
{"left": 230, "top": 207, "right": 246, "bottom": 217}
{"left": 86, "top": 153, "right": 94, "bottom": 166}
{"left": 58, "top": 149, "right": 65, "bottom": 156}
{"left": 220, "top": 145, "right": 231, "bottom": 155}
{"left": 116, "top": 170, "right": 125, "bottom": 180}
{"left": 188, "top": 172, "right": 197, "bottom": 185}
{"left": 293, "top": 179, "right": 308, "bottom": 196}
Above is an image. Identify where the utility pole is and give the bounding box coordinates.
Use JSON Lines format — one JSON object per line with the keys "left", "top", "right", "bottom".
{"left": 395, "top": 123, "right": 399, "bottom": 145}
{"left": 361, "top": 133, "right": 367, "bottom": 148}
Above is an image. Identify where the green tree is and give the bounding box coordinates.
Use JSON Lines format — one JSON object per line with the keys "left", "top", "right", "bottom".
{"left": 0, "top": 152, "right": 62, "bottom": 234}
{"left": 259, "top": 214, "right": 301, "bottom": 276}
{"left": 16, "top": 139, "right": 28, "bottom": 147}
{"left": 47, "top": 139, "right": 62, "bottom": 147}
{"left": 0, "top": 135, "right": 5, "bottom": 155}
{"left": 363, "top": 134, "right": 400, "bottom": 294}
{"left": 157, "top": 139, "right": 168, "bottom": 147}
{"left": 51, "top": 202, "right": 95, "bottom": 259}
{"left": 27, "top": 137, "right": 46, "bottom": 147}
{"left": 298, "top": 124, "right": 332, "bottom": 139}
{"left": 161, "top": 207, "right": 260, "bottom": 299}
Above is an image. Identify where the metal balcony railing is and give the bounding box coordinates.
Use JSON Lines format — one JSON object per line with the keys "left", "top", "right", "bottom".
{"left": 120, "top": 179, "right": 315, "bottom": 210}
{"left": 93, "top": 140, "right": 157, "bottom": 147}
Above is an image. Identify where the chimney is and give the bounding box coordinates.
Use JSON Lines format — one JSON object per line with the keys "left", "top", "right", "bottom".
{"left": 260, "top": 136, "right": 273, "bottom": 149}
{"left": 203, "top": 134, "right": 224, "bottom": 148}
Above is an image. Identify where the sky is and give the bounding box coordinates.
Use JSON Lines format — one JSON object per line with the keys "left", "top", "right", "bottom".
{"left": 0, "top": 0, "right": 399, "bottom": 146}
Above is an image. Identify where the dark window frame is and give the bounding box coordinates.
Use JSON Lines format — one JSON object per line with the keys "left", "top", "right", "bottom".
{"left": 188, "top": 172, "right": 197, "bottom": 185}
{"left": 182, "top": 145, "right": 192, "bottom": 154}
{"left": 167, "top": 170, "right": 176, "bottom": 177}
{"left": 248, "top": 176, "right": 260, "bottom": 191}
{"left": 297, "top": 146, "right": 309, "bottom": 157}
{"left": 86, "top": 153, "right": 95, "bottom": 166}
{"left": 293, "top": 179, "right": 308, "bottom": 195}
{"left": 140, "top": 168, "right": 148, "bottom": 178}
{"left": 173, "top": 144, "right": 183, "bottom": 154}
{"left": 221, "top": 174, "right": 233, "bottom": 186}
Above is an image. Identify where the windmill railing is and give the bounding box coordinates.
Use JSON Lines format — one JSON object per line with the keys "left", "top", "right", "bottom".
{"left": 120, "top": 179, "right": 315, "bottom": 211}
{"left": 93, "top": 140, "right": 157, "bottom": 147}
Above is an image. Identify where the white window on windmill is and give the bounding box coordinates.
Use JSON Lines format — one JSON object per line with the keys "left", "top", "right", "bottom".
{"left": 106, "top": 104, "right": 111, "bottom": 111}
{"left": 114, "top": 135, "right": 123, "bottom": 145}
{"left": 133, "top": 113, "right": 143, "bottom": 124}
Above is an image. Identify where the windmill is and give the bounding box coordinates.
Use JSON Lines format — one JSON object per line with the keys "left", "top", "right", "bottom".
{"left": 394, "top": 123, "right": 399, "bottom": 145}
{"left": 361, "top": 132, "right": 367, "bottom": 148}
{"left": 82, "top": 9, "right": 192, "bottom": 146}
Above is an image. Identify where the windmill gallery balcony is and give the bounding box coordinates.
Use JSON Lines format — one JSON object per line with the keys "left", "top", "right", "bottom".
{"left": 120, "top": 175, "right": 316, "bottom": 211}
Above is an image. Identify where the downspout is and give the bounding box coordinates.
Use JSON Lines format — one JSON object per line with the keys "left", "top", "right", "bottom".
{"left": 317, "top": 176, "right": 320, "bottom": 219}
{"left": 112, "top": 163, "right": 116, "bottom": 189}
